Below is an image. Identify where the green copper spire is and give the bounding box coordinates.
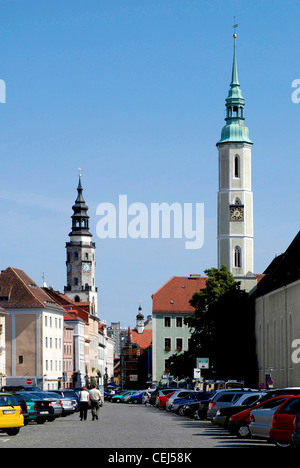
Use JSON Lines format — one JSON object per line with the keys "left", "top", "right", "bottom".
{"left": 217, "top": 34, "right": 252, "bottom": 146}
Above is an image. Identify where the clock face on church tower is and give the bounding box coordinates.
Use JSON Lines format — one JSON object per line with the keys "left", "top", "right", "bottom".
{"left": 230, "top": 205, "right": 244, "bottom": 221}
{"left": 82, "top": 261, "right": 92, "bottom": 273}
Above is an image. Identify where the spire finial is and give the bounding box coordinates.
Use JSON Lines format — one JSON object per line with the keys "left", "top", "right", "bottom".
{"left": 231, "top": 23, "right": 239, "bottom": 87}
{"left": 78, "top": 167, "right": 82, "bottom": 178}
{"left": 233, "top": 17, "right": 238, "bottom": 38}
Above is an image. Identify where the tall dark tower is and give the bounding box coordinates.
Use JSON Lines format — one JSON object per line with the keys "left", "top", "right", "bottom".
{"left": 64, "top": 173, "right": 98, "bottom": 316}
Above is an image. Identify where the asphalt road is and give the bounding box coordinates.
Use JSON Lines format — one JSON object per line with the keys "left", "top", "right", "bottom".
{"left": 0, "top": 402, "right": 274, "bottom": 450}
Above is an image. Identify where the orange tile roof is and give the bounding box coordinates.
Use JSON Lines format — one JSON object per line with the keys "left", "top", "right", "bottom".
{"left": 152, "top": 274, "right": 207, "bottom": 314}
{"left": 43, "top": 287, "right": 89, "bottom": 323}
{"left": 0, "top": 267, "right": 64, "bottom": 311}
{"left": 131, "top": 329, "right": 152, "bottom": 349}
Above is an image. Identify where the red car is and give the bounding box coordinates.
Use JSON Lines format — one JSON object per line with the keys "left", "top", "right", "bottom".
{"left": 269, "top": 396, "right": 300, "bottom": 448}
{"left": 228, "top": 396, "right": 291, "bottom": 439}
{"left": 156, "top": 392, "right": 174, "bottom": 409}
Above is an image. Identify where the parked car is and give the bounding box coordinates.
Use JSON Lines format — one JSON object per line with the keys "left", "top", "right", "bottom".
{"left": 42, "top": 392, "right": 75, "bottom": 417}
{"left": 0, "top": 393, "right": 24, "bottom": 436}
{"left": 149, "top": 388, "right": 181, "bottom": 406}
{"left": 111, "top": 390, "right": 139, "bottom": 403}
{"left": 207, "top": 390, "right": 258, "bottom": 421}
{"left": 51, "top": 388, "right": 79, "bottom": 409}
{"left": 228, "top": 395, "right": 293, "bottom": 438}
{"left": 170, "top": 391, "right": 213, "bottom": 415}
{"left": 143, "top": 390, "right": 154, "bottom": 406}
{"left": 38, "top": 392, "right": 64, "bottom": 419}
{"left": 16, "top": 391, "right": 55, "bottom": 423}
{"left": 123, "top": 391, "right": 140, "bottom": 403}
{"left": 128, "top": 391, "right": 150, "bottom": 404}
{"left": 197, "top": 389, "right": 243, "bottom": 420}
{"left": 269, "top": 396, "right": 300, "bottom": 447}
{"left": 182, "top": 392, "right": 215, "bottom": 418}
{"left": 12, "top": 392, "right": 30, "bottom": 426}
{"left": 52, "top": 389, "right": 79, "bottom": 410}
{"left": 292, "top": 410, "right": 300, "bottom": 448}
{"left": 156, "top": 391, "right": 175, "bottom": 409}
{"left": 106, "top": 390, "right": 127, "bottom": 402}
{"left": 165, "top": 390, "right": 196, "bottom": 412}
{"left": 249, "top": 396, "right": 292, "bottom": 441}
{"left": 2, "top": 385, "right": 41, "bottom": 392}
{"left": 213, "top": 392, "right": 264, "bottom": 428}
{"left": 14, "top": 392, "right": 38, "bottom": 423}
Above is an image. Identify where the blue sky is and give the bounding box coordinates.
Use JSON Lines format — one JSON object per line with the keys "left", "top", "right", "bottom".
{"left": 0, "top": 0, "right": 300, "bottom": 328}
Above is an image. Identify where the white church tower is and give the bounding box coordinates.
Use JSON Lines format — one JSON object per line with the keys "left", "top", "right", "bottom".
{"left": 217, "top": 33, "right": 257, "bottom": 292}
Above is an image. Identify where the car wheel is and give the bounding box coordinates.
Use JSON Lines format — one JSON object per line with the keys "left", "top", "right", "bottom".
{"left": 133, "top": 399, "right": 138, "bottom": 404}
{"left": 115, "top": 398, "right": 121, "bottom": 403}
{"left": 274, "top": 440, "right": 293, "bottom": 448}
{"left": 237, "top": 424, "right": 250, "bottom": 438}
{"left": 5, "top": 428, "right": 20, "bottom": 436}
{"left": 178, "top": 406, "right": 184, "bottom": 416}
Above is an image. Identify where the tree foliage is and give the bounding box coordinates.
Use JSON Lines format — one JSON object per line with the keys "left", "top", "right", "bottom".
{"left": 168, "top": 266, "right": 258, "bottom": 386}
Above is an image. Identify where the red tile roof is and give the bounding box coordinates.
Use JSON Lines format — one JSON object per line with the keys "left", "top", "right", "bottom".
{"left": 43, "top": 287, "right": 89, "bottom": 323}
{"left": 131, "top": 329, "right": 152, "bottom": 350}
{"left": 152, "top": 274, "right": 207, "bottom": 314}
{"left": 0, "top": 267, "right": 64, "bottom": 311}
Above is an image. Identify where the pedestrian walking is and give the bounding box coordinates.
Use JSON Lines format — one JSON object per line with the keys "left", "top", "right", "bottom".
{"left": 78, "top": 386, "right": 90, "bottom": 421}
{"left": 89, "top": 384, "right": 104, "bottom": 421}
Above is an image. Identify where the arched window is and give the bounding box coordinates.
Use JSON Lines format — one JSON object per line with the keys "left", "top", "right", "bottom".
{"left": 234, "top": 155, "right": 240, "bottom": 178}
{"left": 74, "top": 295, "right": 80, "bottom": 302}
{"left": 234, "top": 246, "right": 242, "bottom": 268}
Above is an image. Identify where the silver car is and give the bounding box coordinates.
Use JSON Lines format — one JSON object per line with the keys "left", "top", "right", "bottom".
{"left": 41, "top": 391, "right": 75, "bottom": 417}
{"left": 29, "top": 391, "right": 63, "bottom": 419}
{"left": 165, "top": 390, "right": 196, "bottom": 412}
{"left": 207, "top": 390, "right": 256, "bottom": 421}
{"left": 249, "top": 396, "right": 290, "bottom": 440}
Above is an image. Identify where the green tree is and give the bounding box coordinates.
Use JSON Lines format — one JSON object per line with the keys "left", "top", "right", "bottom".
{"left": 169, "top": 266, "right": 258, "bottom": 386}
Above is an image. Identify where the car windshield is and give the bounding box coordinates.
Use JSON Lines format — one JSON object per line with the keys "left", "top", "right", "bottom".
{"left": 63, "top": 390, "right": 78, "bottom": 397}
{"left": 0, "top": 395, "right": 18, "bottom": 407}
{"left": 44, "top": 393, "right": 61, "bottom": 399}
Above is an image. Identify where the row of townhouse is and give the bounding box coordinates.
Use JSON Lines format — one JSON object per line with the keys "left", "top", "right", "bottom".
{"left": 0, "top": 266, "right": 114, "bottom": 391}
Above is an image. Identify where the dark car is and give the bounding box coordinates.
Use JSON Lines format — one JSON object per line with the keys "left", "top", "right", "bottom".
{"left": 2, "top": 385, "right": 41, "bottom": 392}
{"left": 17, "top": 392, "right": 55, "bottom": 423}
{"left": 212, "top": 393, "right": 264, "bottom": 429}
{"left": 182, "top": 392, "right": 215, "bottom": 418}
{"left": 170, "top": 392, "right": 214, "bottom": 415}
{"left": 292, "top": 410, "right": 300, "bottom": 448}
{"left": 12, "top": 393, "right": 30, "bottom": 426}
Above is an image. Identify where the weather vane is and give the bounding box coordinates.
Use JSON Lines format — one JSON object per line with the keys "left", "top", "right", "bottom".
{"left": 233, "top": 17, "right": 238, "bottom": 38}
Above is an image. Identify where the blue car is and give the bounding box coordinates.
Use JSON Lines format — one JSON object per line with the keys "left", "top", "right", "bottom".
{"left": 127, "top": 391, "right": 147, "bottom": 404}
{"left": 170, "top": 391, "right": 213, "bottom": 414}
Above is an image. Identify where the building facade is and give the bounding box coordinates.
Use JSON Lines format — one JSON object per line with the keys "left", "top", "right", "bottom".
{"left": 152, "top": 275, "right": 206, "bottom": 384}
{"left": 0, "top": 267, "right": 65, "bottom": 390}
{"left": 255, "top": 231, "right": 300, "bottom": 388}
{"left": 0, "top": 306, "right": 8, "bottom": 389}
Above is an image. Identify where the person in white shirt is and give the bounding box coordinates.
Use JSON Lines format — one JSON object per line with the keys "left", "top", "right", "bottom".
{"left": 78, "top": 386, "right": 90, "bottom": 421}
{"left": 89, "top": 385, "right": 104, "bottom": 421}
